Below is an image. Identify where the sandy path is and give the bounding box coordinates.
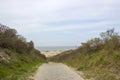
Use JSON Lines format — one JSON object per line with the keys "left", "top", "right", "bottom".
{"left": 33, "top": 62, "right": 84, "bottom": 80}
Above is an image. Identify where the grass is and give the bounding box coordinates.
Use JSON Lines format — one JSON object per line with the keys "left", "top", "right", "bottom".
{"left": 0, "top": 51, "right": 46, "bottom": 80}
{"left": 0, "top": 25, "right": 46, "bottom": 80}
{"left": 59, "top": 50, "right": 120, "bottom": 80}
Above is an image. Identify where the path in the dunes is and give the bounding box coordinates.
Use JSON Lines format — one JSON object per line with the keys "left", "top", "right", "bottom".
{"left": 33, "top": 62, "right": 84, "bottom": 80}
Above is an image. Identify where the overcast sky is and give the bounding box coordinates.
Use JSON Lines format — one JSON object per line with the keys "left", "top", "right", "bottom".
{"left": 0, "top": 0, "right": 120, "bottom": 47}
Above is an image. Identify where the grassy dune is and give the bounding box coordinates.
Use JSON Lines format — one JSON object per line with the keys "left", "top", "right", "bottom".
{"left": 0, "top": 50, "right": 46, "bottom": 80}
{"left": 59, "top": 50, "right": 120, "bottom": 80}
{"left": 51, "top": 29, "right": 120, "bottom": 80}
{"left": 0, "top": 24, "right": 46, "bottom": 80}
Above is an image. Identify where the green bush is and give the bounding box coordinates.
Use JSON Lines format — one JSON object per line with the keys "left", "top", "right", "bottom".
{"left": 0, "top": 24, "right": 46, "bottom": 79}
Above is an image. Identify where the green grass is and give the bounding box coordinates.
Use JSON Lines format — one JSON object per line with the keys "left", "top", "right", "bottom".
{"left": 0, "top": 51, "right": 46, "bottom": 80}
{"left": 59, "top": 50, "right": 120, "bottom": 80}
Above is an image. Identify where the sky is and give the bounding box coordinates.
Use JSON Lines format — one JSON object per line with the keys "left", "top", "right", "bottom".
{"left": 0, "top": 0, "right": 120, "bottom": 47}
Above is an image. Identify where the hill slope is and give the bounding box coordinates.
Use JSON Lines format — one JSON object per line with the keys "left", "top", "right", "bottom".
{"left": 0, "top": 24, "right": 46, "bottom": 80}
{"left": 51, "top": 29, "right": 120, "bottom": 80}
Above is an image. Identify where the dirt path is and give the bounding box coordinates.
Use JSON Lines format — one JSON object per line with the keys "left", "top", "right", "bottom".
{"left": 33, "top": 62, "right": 84, "bottom": 80}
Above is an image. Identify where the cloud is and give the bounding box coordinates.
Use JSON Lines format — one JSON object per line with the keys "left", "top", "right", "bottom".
{"left": 42, "top": 20, "right": 119, "bottom": 31}
{"left": 1, "top": 0, "right": 120, "bottom": 23}
{"left": 0, "top": 0, "right": 120, "bottom": 46}
{"left": 9, "top": 20, "right": 119, "bottom": 35}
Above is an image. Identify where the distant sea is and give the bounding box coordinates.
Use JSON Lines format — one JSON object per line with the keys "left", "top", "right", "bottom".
{"left": 36, "top": 46, "right": 79, "bottom": 51}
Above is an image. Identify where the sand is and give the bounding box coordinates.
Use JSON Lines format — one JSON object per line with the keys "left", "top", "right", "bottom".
{"left": 40, "top": 50, "right": 65, "bottom": 57}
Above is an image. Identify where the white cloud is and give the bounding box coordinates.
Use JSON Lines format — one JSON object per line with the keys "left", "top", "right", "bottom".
{"left": 8, "top": 20, "right": 118, "bottom": 35}
{"left": 41, "top": 20, "right": 119, "bottom": 32}
{"left": 0, "top": 0, "right": 120, "bottom": 23}
{"left": 0, "top": 0, "right": 120, "bottom": 46}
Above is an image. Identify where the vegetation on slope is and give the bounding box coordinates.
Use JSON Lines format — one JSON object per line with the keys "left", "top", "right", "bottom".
{"left": 51, "top": 28, "right": 120, "bottom": 80}
{"left": 0, "top": 24, "right": 46, "bottom": 80}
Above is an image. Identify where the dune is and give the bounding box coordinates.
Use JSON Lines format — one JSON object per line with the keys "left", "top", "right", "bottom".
{"left": 41, "top": 50, "right": 65, "bottom": 57}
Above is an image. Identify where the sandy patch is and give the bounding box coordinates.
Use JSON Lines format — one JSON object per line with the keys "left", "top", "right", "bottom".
{"left": 41, "top": 50, "right": 65, "bottom": 57}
